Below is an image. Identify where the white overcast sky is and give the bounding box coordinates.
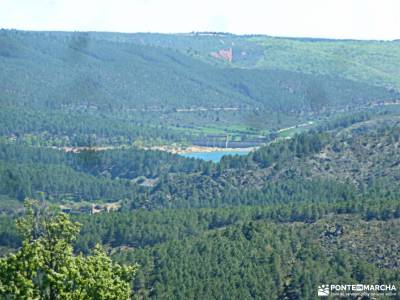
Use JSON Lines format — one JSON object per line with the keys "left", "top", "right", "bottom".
{"left": 0, "top": 0, "right": 399, "bottom": 40}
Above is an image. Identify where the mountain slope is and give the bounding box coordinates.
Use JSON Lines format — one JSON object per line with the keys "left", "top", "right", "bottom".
{"left": 96, "top": 31, "right": 400, "bottom": 90}
{"left": 1, "top": 30, "right": 397, "bottom": 113}
{"left": 146, "top": 117, "right": 400, "bottom": 208}
{"left": 252, "top": 36, "right": 400, "bottom": 90}
{"left": 113, "top": 214, "right": 400, "bottom": 299}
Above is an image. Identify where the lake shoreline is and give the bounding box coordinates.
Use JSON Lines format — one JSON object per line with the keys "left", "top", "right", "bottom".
{"left": 57, "top": 144, "right": 258, "bottom": 155}
{"left": 148, "top": 145, "right": 257, "bottom": 154}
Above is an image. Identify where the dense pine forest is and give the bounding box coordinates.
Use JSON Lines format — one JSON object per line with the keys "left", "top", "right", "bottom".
{"left": 1, "top": 30, "right": 399, "bottom": 147}
{"left": 1, "top": 29, "right": 400, "bottom": 299}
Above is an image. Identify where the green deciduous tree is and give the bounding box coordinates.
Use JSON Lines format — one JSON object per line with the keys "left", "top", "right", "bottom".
{"left": 0, "top": 200, "right": 137, "bottom": 299}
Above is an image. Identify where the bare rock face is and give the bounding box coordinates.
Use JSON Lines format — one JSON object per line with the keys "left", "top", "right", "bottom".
{"left": 211, "top": 48, "right": 233, "bottom": 62}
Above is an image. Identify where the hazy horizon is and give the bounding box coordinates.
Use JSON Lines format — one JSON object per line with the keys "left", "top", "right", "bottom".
{"left": 1, "top": 0, "right": 399, "bottom": 41}
{"left": 2, "top": 28, "right": 399, "bottom": 42}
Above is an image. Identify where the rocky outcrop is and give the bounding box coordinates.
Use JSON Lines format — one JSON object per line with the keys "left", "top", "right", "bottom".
{"left": 211, "top": 48, "right": 233, "bottom": 62}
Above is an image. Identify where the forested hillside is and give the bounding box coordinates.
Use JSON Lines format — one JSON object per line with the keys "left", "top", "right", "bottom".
{"left": 1, "top": 197, "right": 399, "bottom": 298}
{"left": 0, "top": 113, "right": 399, "bottom": 209}
{"left": 144, "top": 117, "right": 400, "bottom": 208}
{"left": 101, "top": 31, "right": 400, "bottom": 90}
{"left": 1, "top": 30, "right": 397, "bottom": 112}
{"left": 114, "top": 214, "right": 400, "bottom": 299}
{"left": 1, "top": 29, "right": 400, "bottom": 299}
{"left": 1, "top": 30, "right": 399, "bottom": 149}
{"left": 0, "top": 113, "right": 398, "bottom": 210}
{"left": 0, "top": 141, "right": 212, "bottom": 203}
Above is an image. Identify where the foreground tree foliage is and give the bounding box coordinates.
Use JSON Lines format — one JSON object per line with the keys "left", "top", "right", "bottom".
{"left": 0, "top": 200, "right": 137, "bottom": 299}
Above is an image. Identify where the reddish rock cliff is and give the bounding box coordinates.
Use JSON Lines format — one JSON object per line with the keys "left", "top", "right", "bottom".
{"left": 211, "top": 48, "right": 233, "bottom": 62}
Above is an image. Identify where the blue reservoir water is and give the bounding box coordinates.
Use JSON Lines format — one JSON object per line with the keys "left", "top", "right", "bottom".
{"left": 181, "top": 151, "right": 250, "bottom": 162}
